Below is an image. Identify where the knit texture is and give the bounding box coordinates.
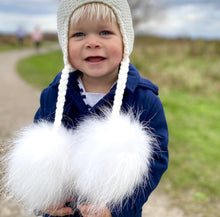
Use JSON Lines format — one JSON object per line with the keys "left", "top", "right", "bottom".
{"left": 55, "top": 0, "right": 134, "bottom": 127}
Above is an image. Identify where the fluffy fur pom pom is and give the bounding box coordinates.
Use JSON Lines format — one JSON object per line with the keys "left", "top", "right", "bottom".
{"left": 4, "top": 122, "right": 76, "bottom": 212}
{"left": 4, "top": 112, "right": 155, "bottom": 213}
{"left": 73, "top": 112, "right": 154, "bottom": 210}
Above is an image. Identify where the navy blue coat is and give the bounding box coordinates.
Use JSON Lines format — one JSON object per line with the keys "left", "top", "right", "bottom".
{"left": 34, "top": 63, "right": 169, "bottom": 217}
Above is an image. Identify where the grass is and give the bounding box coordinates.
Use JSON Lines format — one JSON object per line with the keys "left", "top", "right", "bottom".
{"left": 162, "top": 91, "right": 220, "bottom": 216}
{"left": 0, "top": 44, "right": 17, "bottom": 52}
{"left": 17, "top": 50, "right": 63, "bottom": 89}
{"left": 16, "top": 36, "right": 220, "bottom": 217}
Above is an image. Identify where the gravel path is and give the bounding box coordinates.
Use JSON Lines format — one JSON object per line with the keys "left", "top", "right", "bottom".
{"left": 0, "top": 48, "right": 185, "bottom": 217}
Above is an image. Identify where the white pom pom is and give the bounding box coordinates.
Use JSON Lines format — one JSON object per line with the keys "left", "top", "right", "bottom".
{"left": 4, "top": 112, "right": 155, "bottom": 213}
{"left": 73, "top": 112, "right": 154, "bottom": 209}
{"left": 4, "top": 122, "right": 75, "bottom": 212}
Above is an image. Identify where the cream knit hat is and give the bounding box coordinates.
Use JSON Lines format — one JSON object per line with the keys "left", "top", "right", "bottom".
{"left": 54, "top": 0, "right": 134, "bottom": 128}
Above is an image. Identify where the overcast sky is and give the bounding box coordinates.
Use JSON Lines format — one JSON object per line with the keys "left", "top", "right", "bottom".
{"left": 0, "top": 0, "right": 219, "bottom": 39}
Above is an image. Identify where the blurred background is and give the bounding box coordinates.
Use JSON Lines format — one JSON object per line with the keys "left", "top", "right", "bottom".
{"left": 0, "top": 0, "right": 219, "bottom": 217}
{"left": 0, "top": 0, "right": 220, "bottom": 39}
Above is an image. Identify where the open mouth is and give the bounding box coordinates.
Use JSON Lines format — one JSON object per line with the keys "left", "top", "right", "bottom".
{"left": 85, "top": 56, "right": 106, "bottom": 63}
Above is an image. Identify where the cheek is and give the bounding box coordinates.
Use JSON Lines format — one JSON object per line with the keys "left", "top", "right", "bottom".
{"left": 68, "top": 44, "right": 79, "bottom": 66}
{"left": 110, "top": 45, "right": 123, "bottom": 63}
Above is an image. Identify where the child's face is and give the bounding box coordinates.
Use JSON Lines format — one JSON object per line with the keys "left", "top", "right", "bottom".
{"left": 68, "top": 16, "right": 123, "bottom": 85}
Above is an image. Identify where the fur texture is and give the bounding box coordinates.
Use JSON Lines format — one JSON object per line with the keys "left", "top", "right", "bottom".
{"left": 4, "top": 112, "right": 155, "bottom": 212}
{"left": 73, "top": 113, "right": 154, "bottom": 209}
{"left": 4, "top": 122, "right": 76, "bottom": 212}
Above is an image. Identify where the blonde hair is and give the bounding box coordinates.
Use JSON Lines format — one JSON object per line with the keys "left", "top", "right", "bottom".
{"left": 70, "top": 3, "right": 117, "bottom": 27}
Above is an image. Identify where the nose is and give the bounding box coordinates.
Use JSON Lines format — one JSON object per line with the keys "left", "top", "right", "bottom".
{"left": 86, "top": 36, "right": 101, "bottom": 49}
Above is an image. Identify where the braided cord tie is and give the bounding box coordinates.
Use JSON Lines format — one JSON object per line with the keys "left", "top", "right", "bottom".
{"left": 111, "top": 56, "right": 129, "bottom": 117}
{"left": 54, "top": 64, "right": 71, "bottom": 130}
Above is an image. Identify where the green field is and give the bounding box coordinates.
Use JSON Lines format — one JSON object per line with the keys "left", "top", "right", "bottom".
{"left": 17, "top": 50, "right": 63, "bottom": 89}
{"left": 17, "top": 36, "right": 220, "bottom": 217}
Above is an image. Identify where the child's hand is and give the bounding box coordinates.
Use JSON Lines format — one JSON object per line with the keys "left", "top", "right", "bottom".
{"left": 77, "top": 204, "right": 112, "bottom": 217}
{"left": 43, "top": 200, "right": 75, "bottom": 216}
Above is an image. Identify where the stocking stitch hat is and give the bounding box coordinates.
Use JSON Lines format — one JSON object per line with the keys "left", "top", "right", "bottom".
{"left": 55, "top": 0, "right": 134, "bottom": 128}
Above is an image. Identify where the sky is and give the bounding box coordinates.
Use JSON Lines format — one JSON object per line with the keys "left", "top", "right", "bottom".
{"left": 0, "top": 0, "right": 220, "bottom": 40}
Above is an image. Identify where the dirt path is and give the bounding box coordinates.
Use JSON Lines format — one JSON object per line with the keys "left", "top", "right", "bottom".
{"left": 0, "top": 48, "right": 185, "bottom": 217}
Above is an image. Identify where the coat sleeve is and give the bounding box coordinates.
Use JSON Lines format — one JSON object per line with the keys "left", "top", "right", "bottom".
{"left": 111, "top": 92, "right": 169, "bottom": 217}
{"left": 34, "top": 87, "right": 57, "bottom": 123}
{"left": 34, "top": 73, "right": 60, "bottom": 123}
{"left": 34, "top": 89, "right": 47, "bottom": 122}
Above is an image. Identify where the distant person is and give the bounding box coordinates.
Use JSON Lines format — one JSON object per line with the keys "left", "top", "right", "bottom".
{"left": 32, "top": 26, "right": 43, "bottom": 49}
{"left": 16, "top": 26, "right": 26, "bottom": 46}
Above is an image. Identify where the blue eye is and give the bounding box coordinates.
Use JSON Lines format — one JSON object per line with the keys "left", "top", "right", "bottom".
{"left": 100, "top": 31, "right": 111, "bottom": 36}
{"left": 72, "top": 32, "right": 85, "bottom": 37}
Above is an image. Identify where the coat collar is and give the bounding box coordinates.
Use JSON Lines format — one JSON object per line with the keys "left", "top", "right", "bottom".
{"left": 127, "top": 63, "right": 158, "bottom": 95}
